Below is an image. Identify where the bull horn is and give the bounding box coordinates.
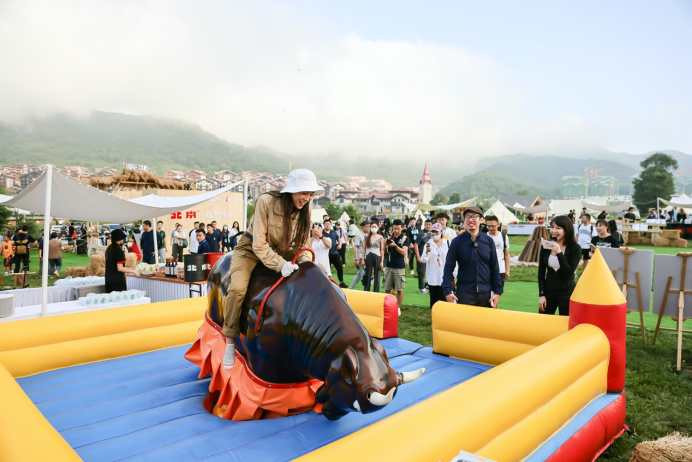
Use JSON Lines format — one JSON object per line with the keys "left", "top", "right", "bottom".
{"left": 400, "top": 368, "right": 426, "bottom": 384}
{"left": 367, "top": 387, "right": 396, "bottom": 406}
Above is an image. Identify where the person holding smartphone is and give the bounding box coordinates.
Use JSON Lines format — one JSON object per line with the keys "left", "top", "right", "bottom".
{"left": 310, "top": 222, "right": 332, "bottom": 276}
{"left": 421, "top": 223, "right": 449, "bottom": 308}
{"left": 538, "top": 215, "right": 582, "bottom": 316}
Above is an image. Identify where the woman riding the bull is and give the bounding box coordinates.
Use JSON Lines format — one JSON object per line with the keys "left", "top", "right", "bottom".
{"left": 222, "top": 169, "right": 323, "bottom": 369}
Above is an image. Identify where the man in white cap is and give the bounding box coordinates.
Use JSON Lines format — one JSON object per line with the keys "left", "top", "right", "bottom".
{"left": 221, "top": 169, "right": 323, "bottom": 370}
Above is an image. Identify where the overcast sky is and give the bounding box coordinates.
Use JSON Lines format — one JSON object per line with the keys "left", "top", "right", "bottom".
{"left": 0, "top": 0, "right": 690, "bottom": 159}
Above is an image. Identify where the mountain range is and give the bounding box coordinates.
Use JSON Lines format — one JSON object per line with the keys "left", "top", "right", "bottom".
{"left": 0, "top": 111, "right": 688, "bottom": 199}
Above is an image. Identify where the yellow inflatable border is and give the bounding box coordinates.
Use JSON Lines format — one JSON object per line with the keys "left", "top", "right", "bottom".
{"left": 432, "top": 302, "right": 569, "bottom": 365}
{"left": 0, "top": 299, "right": 611, "bottom": 462}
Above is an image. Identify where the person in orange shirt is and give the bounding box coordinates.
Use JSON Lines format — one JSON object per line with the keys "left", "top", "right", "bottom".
{"left": 2, "top": 234, "right": 14, "bottom": 276}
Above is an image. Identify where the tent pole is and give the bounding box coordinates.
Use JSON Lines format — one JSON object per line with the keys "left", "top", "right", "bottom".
{"left": 657, "top": 198, "right": 660, "bottom": 216}
{"left": 243, "top": 178, "right": 248, "bottom": 231}
{"left": 41, "top": 165, "right": 53, "bottom": 318}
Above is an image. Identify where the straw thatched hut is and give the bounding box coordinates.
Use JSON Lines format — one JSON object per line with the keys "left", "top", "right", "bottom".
{"left": 80, "top": 169, "right": 196, "bottom": 192}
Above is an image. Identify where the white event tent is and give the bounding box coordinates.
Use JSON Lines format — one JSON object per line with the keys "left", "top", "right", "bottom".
{"left": 506, "top": 202, "right": 551, "bottom": 214}
{"left": 581, "top": 200, "right": 632, "bottom": 213}
{"left": 0, "top": 165, "right": 247, "bottom": 317}
{"left": 485, "top": 200, "right": 519, "bottom": 224}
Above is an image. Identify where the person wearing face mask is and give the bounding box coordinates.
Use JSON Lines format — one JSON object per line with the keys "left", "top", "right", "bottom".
{"left": 221, "top": 224, "right": 232, "bottom": 253}
{"left": 421, "top": 223, "right": 450, "bottom": 308}
{"left": 435, "top": 212, "right": 456, "bottom": 242}
{"left": 310, "top": 222, "right": 331, "bottom": 276}
{"left": 538, "top": 215, "right": 582, "bottom": 316}
{"left": 363, "top": 221, "right": 385, "bottom": 292}
{"left": 220, "top": 169, "right": 322, "bottom": 370}
{"left": 349, "top": 221, "right": 370, "bottom": 289}
{"left": 414, "top": 219, "right": 433, "bottom": 294}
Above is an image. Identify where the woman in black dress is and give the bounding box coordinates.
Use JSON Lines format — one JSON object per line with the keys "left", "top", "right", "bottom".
{"left": 538, "top": 215, "right": 582, "bottom": 316}
{"left": 105, "top": 229, "right": 140, "bottom": 292}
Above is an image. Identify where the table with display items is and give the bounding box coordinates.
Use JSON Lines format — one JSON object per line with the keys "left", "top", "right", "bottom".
{"left": 126, "top": 275, "right": 207, "bottom": 302}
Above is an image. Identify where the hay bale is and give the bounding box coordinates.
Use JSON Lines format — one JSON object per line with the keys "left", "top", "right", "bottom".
{"left": 125, "top": 253, "right": 138, "bottom": 269}
{"left": 65, "top": 266, "right": 88, "bottom": 278}
{"left": 653, "top": 237, "right": 674, "bottom": 247}
{"left": 660, "top": 229, "right": 681, "bottom": 239}
{"left": 673, "top": 238, "right": 689, "bottom": 248}
{"left": 89, "top": 254, "right": 105, "bottom": 270}
{"left": 14, "top": 273, "right": 28, "bottom": 288}
{"left": 630, "top": 432, "right": 692, "bottom": 462}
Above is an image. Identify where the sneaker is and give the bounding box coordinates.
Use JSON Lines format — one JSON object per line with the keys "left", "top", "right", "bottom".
{"left": 398, "top": 307, "right": 401, "bottom": 316}
{"left": 339, "top": 282, "right": 348, "bottom": 289}
{"left": 410, "top": 270, "right": 415, "bottom": 275}
{"left": 418, "top": 288, "right": 428, "bottom": 295}
{"left": 3, "top": 272, "right": 7, "bottom": 276}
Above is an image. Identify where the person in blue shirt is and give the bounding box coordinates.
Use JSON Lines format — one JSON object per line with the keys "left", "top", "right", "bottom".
{"left": 323, "top": 218, "right": 347, "bottom": 288}
{"left": 140, "top": 220, "right": 163, "bottom": 264}
{"left": 442, "top": 206, "right": 503, "bottom": 308}
{"left": 196, "top": 228, "right": 211, "bottom": 254}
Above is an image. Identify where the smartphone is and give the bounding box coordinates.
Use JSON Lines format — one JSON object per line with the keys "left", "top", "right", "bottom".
{"left": 589, "top": 243, "right": 597, "bottom": 250}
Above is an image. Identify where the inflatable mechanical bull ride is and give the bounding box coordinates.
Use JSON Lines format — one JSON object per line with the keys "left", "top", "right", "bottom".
{"left": 185, "top": 252, "right": 424, "bottom": 421}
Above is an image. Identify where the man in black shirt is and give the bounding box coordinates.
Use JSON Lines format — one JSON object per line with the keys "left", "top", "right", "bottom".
{"left": 590, "top": 219, "right": 620, "bottom": 254}
{"left": 623, "top": 207, "right": 636, "bottom": 222}
{"left": 414, "top": 219, "right": 432, "bottom": 294}
{"left": 384, "top": 219, "right": 409, "bottom": 314}
{"left": 12, "top": 225, "right": 35, "bottom": 274}
{"left": 205, "top": 224, "right": 220, "bottom": 252}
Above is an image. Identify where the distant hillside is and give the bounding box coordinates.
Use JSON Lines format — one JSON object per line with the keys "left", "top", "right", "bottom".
{"left": 0, "top": 112, "right": 289, "bottom": 176}
{"left": 470, "top": 154, "right": 640, "bottom": 196}
{"left": 440, "top": 171, "right": 556, "bottom": 202}
{"left": 0, "top": 111, "right": 450, "bottom": 187}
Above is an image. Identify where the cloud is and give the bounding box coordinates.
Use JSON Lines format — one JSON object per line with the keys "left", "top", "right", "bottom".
{"left": 0, "top": 0, "right": 607, "bottom": 160}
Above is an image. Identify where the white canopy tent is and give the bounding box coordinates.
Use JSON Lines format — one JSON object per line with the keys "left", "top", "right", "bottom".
{"left": 337, "top": 211, "right": 350, "bottom": 225}
{"left": 581, "top": 200, "right": 632, "bottom": 213}
{"left": 435, "top": 197, "right": 477, "bottom": 211}
{"left": 311, "top": 207, "right": 327, "bottom": 224}
{"left": 549, "top": 199, "right": 585, "bottom": 217}
{"left": 659, "top": 195, "right": 692, "bottom": 216}
{"left": 485, "top": 200, "right": 519, "bottom": 224}
{"left": 506, "top": 202, "right": 551, "bottom": 214}
{"left": 0, "top": 165, "right": 247, "bottom": 317}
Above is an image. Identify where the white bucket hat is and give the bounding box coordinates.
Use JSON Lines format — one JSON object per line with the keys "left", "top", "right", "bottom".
{"left": 280, "top": 169, "right": 323, "bottom": 194}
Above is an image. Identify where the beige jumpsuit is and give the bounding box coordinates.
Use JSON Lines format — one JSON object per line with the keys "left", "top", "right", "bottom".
{"left": 222, "top": 193, "right": 312, "bottom": 338}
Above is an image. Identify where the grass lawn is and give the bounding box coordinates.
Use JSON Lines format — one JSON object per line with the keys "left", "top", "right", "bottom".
{"left": 1, "top": 249, "right": 91, "bottom": 290}
{"left": 4, "top": 245, "right": 691, "bottom": 460}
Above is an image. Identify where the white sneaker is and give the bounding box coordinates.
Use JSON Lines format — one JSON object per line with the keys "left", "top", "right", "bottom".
{"left": 3, "top": 272, "right": 7, "bottom": 276}
{"left": 398, "top": 307, "right": 401, "bottom": 316}
{"left": 410, "top": 270, "right": 414, "bottom": 275}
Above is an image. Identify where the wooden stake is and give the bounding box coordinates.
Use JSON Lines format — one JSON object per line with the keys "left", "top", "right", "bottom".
{"left": 652, "top": 276, "right": 672, "bottom": 345}
{"left": 617, "top": 247, "right": 646, "bottom": 344}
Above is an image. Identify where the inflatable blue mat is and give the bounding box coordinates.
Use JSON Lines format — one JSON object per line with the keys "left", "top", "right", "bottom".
{"left": 18, "top": 338, "right": 492, "bottom": 462}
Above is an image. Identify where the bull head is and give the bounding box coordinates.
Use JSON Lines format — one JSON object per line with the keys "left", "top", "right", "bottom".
{"left": 315, "top": 338, "right": 425, "bottom": 421}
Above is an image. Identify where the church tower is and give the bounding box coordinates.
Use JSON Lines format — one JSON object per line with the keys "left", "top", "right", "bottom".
{"left": 419, "top": 163, "right": 433, "bottom": 204}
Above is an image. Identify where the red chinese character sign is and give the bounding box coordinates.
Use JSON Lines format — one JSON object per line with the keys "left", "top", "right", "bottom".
{"left": 115, "top": 189, "right": 244, "bottom": 252}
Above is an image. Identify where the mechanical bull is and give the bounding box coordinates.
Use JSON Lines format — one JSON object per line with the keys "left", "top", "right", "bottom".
{"left": 185, "top": 252, "right": 424, "bottom": 421}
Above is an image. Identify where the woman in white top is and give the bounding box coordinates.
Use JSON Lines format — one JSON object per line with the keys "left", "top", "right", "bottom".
{"left": 310, "top": 223, "right": 332, "bottom": 276}
{"left": 421, "top": 223, "right": 450, "bottom": 308}
{"left": 362, "top": 221, "right": 385, "bottom": 292}
{"left": 229, "top": 221, "right": 240, "bottom": 250}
